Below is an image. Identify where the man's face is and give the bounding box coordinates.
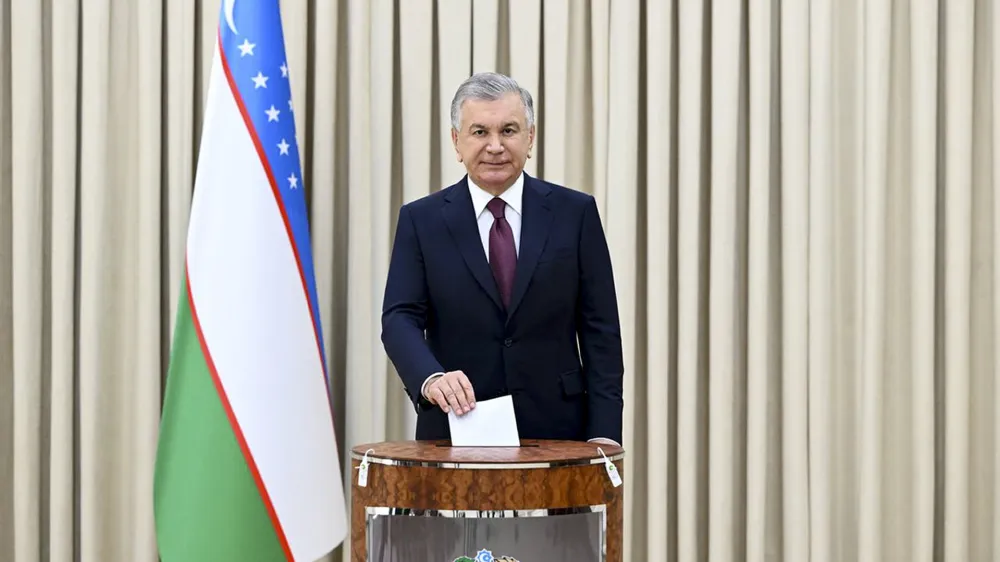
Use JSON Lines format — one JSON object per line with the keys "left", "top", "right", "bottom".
{"left": 451, "top": 92, "right": 535, "bottom": 194}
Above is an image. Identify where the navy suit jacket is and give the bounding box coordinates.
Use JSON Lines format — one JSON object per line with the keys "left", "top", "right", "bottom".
{"left": 380, "top": 173, "right": 624, "bottom": 443}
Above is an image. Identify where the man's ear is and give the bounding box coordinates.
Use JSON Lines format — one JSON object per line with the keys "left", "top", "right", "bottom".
{"left": 451, "top": 128, "right": 462, "bottom": 162}
{"left": 528, "top": 125, "right": 536, "bottom": 157}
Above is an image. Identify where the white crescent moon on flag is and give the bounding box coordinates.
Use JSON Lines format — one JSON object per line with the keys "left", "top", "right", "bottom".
{"left": 224, "top": 0, "right": 238, "bottom": 34}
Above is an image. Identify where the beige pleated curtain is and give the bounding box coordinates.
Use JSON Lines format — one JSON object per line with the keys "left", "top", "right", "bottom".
{"left": 2, "top": 0, "right": 999, "bottom": 561}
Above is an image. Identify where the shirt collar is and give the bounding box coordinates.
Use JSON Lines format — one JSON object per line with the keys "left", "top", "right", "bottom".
{"left": 468, "top": 172, "right": 524, "bottom": 218}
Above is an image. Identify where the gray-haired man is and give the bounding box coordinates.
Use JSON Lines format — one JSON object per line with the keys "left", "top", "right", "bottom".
{"left": 381, "top": 72, "right": 624, "bottom": 447}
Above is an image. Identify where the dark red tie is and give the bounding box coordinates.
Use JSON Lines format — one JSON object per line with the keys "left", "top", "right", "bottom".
{"left": 487, "top": 197, "right": 516, "bottom": 308}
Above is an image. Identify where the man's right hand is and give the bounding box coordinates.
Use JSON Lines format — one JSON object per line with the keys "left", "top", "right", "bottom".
{"left": 424, "top": 370, "right": 476, "bottom": 415}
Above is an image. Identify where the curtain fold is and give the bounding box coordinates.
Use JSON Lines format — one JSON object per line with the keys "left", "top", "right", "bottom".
{"left": 942, "top": 1, "right": 974, "bottom": 560}
{"left": 708, "top": 0, "right": 743, "bottom": 559}
{"left": 643, "top": 0, "right": 675, "bottom": 558}
{"left": 993, "top": 0, "right": 1000, "bottom": 556}
{"left": 779, "top": 0, "right": 811, "bottom": 559}
{"left": 1, "top": 1, "right": 998, "bottom": 561}
{"left": 909, "top": 2, "right": 939, "bottom": 562}
{"left": 675, "top": 2, "right": 709, "bottom": 560}
{"left": 0, "top": 0, "right": 14, "bottom": 553}
{"left": 10, "top": 0, "right": 45, "bottom": 560}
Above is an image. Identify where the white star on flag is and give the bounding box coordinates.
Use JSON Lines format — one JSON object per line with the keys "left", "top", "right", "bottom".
{"left": 288, "top": 173, "right": 298, "bottom": 189}
{"left": 252, "top": 72, "right": 268, "bottom": 88}
{"left": 238, "top": 39, "right": 255, "bottom": 56}
{"left": 280, "top": 62, "right": 288, "bottom": 77}
{"left": 265, "top": 105, "right": 280, "bottom": 122}
{"left": 277, "top": 139, "right": 290, "bottom": 155}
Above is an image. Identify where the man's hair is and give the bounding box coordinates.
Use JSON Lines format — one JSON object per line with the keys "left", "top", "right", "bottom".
{"left": 450, "top": 72, "right": 535, "bottom": 131}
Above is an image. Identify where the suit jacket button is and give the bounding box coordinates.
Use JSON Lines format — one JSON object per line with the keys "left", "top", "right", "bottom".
{"left": 504, "top": 338, "right": 513, "bottom": 347}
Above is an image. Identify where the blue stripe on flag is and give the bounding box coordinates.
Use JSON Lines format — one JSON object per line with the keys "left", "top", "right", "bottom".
{"left": 216, "top": 0, "right": 329, "bottom": 382}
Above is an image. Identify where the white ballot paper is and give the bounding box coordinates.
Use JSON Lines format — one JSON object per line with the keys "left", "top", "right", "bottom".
{"left": 447, "top": 395, "right": 521, "bottom": 447}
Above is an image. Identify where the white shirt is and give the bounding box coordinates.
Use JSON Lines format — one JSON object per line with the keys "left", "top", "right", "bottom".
{"left": 468, "top": 173, "right": 523, "bottom": 260}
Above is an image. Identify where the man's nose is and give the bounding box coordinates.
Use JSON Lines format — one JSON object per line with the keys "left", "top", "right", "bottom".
{"left": 486, "top": 134, "right": 504, "bottom": 152}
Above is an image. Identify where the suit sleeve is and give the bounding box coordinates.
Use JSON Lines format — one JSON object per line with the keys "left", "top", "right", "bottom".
{"left": 381, "top": 204, "right": 445, "bottom": 411}
{"left": 576, "top": 196, "right": 625, "bottom": 444}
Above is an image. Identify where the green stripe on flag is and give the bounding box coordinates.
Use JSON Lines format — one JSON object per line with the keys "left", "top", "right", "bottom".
{"left": 154, "top": 282, "right": 286, "bottom": 562}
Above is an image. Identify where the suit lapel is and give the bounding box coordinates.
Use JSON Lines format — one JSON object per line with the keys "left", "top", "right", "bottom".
{"left": 442, "top": 179, "right": 504, "bottom": 311}
{"left": 506, "top": 175, "right": 552, "bottom": 321}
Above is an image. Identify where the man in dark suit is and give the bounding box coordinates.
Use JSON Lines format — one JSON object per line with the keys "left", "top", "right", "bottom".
{"left": 381, "top": 72, "right": 623, "bottom": 446}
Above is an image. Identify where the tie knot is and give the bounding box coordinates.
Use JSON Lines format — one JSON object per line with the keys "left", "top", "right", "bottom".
{"left": 486, "top": 197, "right": 506, "bottom": 219}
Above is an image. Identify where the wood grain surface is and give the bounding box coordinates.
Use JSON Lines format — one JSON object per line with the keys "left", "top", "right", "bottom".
{"left": 350, "top": 439, "right": 624, "bottom": 465}
{"left": 350, "top": 440, "right": 625, "bottom": 561}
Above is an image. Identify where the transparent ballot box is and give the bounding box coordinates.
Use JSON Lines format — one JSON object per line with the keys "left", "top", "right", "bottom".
{"left": 364, "top": 506, "right": 607, "bottom": 562}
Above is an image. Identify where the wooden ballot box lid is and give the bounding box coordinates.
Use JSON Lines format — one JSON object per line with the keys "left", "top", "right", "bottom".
{"left": 349, "top": 439, "right": 624, "bottom": 467}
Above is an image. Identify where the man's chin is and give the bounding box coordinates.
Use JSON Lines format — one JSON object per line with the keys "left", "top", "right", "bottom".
{"left": 472, "top": 170, "right": 516, "bottom": 190}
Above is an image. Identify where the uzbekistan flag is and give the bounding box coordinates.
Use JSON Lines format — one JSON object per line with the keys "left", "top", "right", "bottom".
{"left": 153, "top": 1, "right": 347, "bottom": 560}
